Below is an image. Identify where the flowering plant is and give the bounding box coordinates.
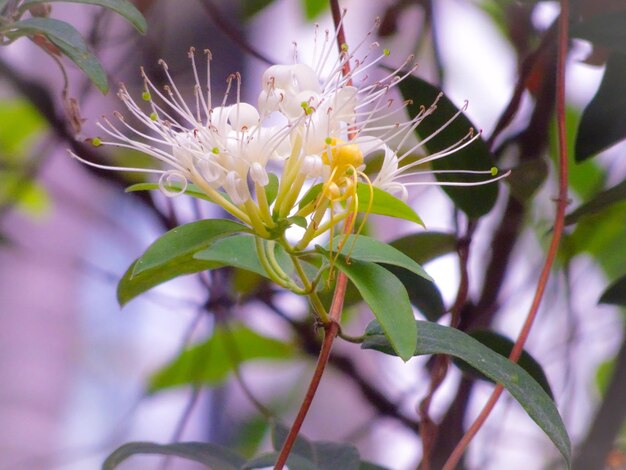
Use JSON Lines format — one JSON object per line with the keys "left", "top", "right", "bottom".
{"left": 75, "top": 26, "right": 509, "bottom": 356}
{"left": 78, "top": 12, "right": 571, "bottom": 470}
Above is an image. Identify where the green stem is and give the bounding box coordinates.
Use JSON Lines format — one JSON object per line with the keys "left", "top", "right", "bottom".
{"left": 266, "top": 240, "right": 290, "bottom": 283}
{"left": 312, "top": 210, "right": 349, "bottom": 239}
{"left": 255, "top": 181, "right": 275, "bottom": 228}
{"left": 338, "top": 331, "right": 365, "bottom": 344}
{"left": 278, "top": 172, "right": 307, "bottom": 218}
{"left": 255, "top": 237, "right": 290, "bottom": 288}
{"left": 290, "top": 254, "right": 329, "bottom": 323}
{"left": 273, "top": 137, "right": 302, "bottom": 215}
{"left": 244, "top": 199, "right": 270, "bottom": 238}
{"left": 295, "top": 199, "right": 330, "bottom": 251}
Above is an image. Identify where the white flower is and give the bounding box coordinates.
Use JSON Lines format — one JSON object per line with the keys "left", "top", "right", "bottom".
{"left": 71, "top": 49, "right": 297, "bottom": 232}
{"left": 72, "top": 24, "right": 507, "bottom": 243}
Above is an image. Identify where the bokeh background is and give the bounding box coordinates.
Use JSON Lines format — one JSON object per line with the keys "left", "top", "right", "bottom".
{"left": 1, "top": 1, "right": 625, "bottom": 469}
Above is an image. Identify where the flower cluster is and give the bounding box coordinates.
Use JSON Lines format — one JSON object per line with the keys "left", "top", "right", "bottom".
{"left": 73, "top": 24, "right": 505, "bottom": 246}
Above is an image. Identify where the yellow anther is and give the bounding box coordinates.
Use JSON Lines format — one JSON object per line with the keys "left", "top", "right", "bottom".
{"left": 324, "top": 181, "right": 341, "bottom": 200}
{"left": 322, "top": 138, "right": 364, "bottom": 169}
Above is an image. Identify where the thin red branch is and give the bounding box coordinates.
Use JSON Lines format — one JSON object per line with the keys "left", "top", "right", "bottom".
{"left": 442, "top": 1, "right": 570, "bottom": 467}
{"left": 273, "top": 322, "right": 339, "bottom": 469}
{"left": 273, "top": 2, "right": 352, "bottom": 467}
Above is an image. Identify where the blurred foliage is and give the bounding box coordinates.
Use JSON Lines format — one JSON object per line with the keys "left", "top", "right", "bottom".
{"left": 148, "top": 323, "right": 295, "bottom": 393}
{"left": 0, "top": 0, "right": 146, "bottom": 92}
{"left": 4, "top": 0, "right": 626, "bottom": 469}
{"left": 0, "top": 99, "right": 50, "bottom": 217}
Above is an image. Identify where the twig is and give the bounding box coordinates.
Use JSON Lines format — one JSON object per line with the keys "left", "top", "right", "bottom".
{"left": 487, "top": 22, "right": 558, "bottom": 150}
{"left": 222, "top": 321, "right": 275, "bottom": 419}
{"left": 442, "top": 1, "right": 570, "bottom": 467}
{"left": 273, "top": 3, "right": 351, "bottom": 468}
{"left": 273, "top": 323, "right": 339, "bottom": 470}
{"left": 196, "top": 0, "right": 274, "bottom": 65}
{"left": 261, "top": 296, "right": 421, "bottom": 433}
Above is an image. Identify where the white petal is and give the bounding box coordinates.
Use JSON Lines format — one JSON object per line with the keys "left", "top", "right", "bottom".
{"left": 250, "top": 161, "right": 269, "bottom": 186}
{"left": 291, "top": 64, "right": 322, "bottom": 93}
{"left": 300, "top": 154, "right": 324, "bottom": 177}
{"left": 228, "top": 102, "right": 259, "bottom": 130}
{"left": 224, "top": 171, "right": 249, "bottom": 205}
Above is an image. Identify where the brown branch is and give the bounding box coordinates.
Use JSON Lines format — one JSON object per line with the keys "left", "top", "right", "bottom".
{"left": 487, "top": 22, "right": 558, "bottom": 150}
{"left": 274, "top": 3, "right": 354, "bottom": 466}
{"left": 196, "top": 0, "right": 274, "bottom": 65}
{"left": 273, "top": 322, "right": 339, "bottom": 470}
{"left": 261, "top": 295, "right": 421, "bottom": 434}
{"left": 442, "top": 1, "right": 570, "bottom": 467}
{"left": 431, "top": 8, "right": 559, "bottom": 464}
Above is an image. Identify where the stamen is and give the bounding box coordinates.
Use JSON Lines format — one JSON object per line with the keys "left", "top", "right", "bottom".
{"left": 159, "top": 170, "right": 189, "bottom": 197}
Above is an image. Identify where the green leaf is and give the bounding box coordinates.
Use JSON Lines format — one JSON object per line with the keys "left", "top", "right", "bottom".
{"left": 244, "top": 453, "right": 318, "bottom": 470}
{"left": 387, "top": 232, "right": 454, "bottom": 321}
{"left": 575, "top": 53, "right": 626, "bottom": 161}
{"left": 595, "top": 358, "right": 615, "bottom": 395}
{"left": 359, "top": 462, "right": 391, "bottom": 470}
{"left": 270, "top": 422, "right": 361, "bottom": 470}
{"left": 326, "top": 235, "right": 432, "bottom": 281}
{"left": 232, "top": 415, "right": 269, "bottom": 458}
{"left": 0, "top": 173, "right": 51, "bottom": 218}
{"left": 194, "top": 235, "right": 293, "bottom": 278}
{"left": 117, "top": 257, "right": 222, "bottom": 306}
{"left": 0, "top": 99, "right": 46, "bottom": 159}
{"left": 4, "top": 18, "right": 108, "bottom": 92}
{"left": 565, "top": 179, "right": 626, "bottom": 225}
{"left": 149, "top": 323, "right": 294, "bottom": 392}
{"left": 571, "top": 11, "right": 626, "bottom": 55}
{"left": 301, "top": 0, "right": 326, "bottom": 20}
{"left": 289, "top": 215, "right": 307, "bottom": 228}
{"left": 102, "top": 441, "right": 245, "bottom": 470}
{"left": 126, "top": 182, "right": 213, "bottom": 202}
{"left": 389, "top": 232, "right": 457, "bottom": 264}
{"left": 561, "top": 202, "right": 626, "bottom": 277}
{"left": 363, "top": 321, "right": 571, "bottom": 465}
{"left": 549, "top": 106, "right": 604, "bottom": 200}
{"left": 329, "top": 255, "right": 417, "bottom": 361}
{"left": 386, "top": 266, "right": 446, "bottom": 321}
{"left": 265, "top": 173, "right": 279, "bottom": 205}
{"left": 298, "top": 183, "right": 323, "bottom": 209}
{"left": 356, "top": 183, "right": 424, "bottom": 226}
{"left": 506, "top": 158, "right": 549, "bottom": 202}
{"left": 132, "top": 219, "right": 248, "bottom": 276}
{"left": 453, "top": 330, "right": 553, "bottom": 399}
{"left": 242, "top": 0, "right": 275, "bottom": 19}
{"left": 599, "top": 273, "right": 626, "bottom": 306}
{"left": 20, "top": 0, "right": 147, "bottom": 34}
{"left": 397, "top": 75, "right": 499, "bottom": 218}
